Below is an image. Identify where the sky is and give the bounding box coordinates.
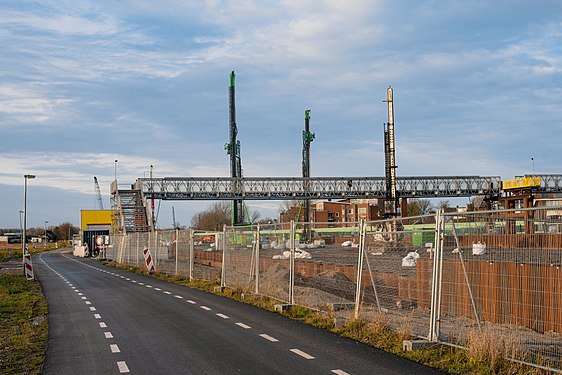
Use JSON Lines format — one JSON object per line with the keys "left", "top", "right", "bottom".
{"left": 1, "top": 0, "right": 561, "bottom": 229}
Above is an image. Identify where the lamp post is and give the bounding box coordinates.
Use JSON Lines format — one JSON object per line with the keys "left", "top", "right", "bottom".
{"left": 44, "top": 220, "right": 49, "bottom": 247}
{"left": 22, "top": 174, "right": 36, "bottom": 265}
{"left": 114, "top": 159, "right": 118, "bottom": 181}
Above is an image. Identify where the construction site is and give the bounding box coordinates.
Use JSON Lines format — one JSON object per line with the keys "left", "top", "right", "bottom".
{"left": 74, "top": 73, "right": 562, "bottom": 373}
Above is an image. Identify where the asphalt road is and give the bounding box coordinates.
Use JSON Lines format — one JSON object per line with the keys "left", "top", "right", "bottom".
{"left": 36, "top": 250, "right": 445, "bottom": 375}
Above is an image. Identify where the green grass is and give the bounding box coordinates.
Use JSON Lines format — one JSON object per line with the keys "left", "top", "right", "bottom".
{"left": 0, "top": 273, "right": 48, "bottom": 375}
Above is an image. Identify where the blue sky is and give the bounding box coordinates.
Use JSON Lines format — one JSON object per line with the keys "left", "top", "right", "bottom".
{"left": 1, "top": 0, "right": 561, "bottom": 229}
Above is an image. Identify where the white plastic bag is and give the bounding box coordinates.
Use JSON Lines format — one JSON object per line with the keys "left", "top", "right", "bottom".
{"left": 402, "top": 251, "right": 420, "bottom": 267}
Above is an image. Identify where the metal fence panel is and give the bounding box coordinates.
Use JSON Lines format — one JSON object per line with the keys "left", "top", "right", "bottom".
{"left": 191, "top": 229, "right": 221, "bottom": 281}
{"left": 358, "top": 215, "right": 438, "bottom": 339}
{"left": 223, "top": 225, "right": 258, "bottom": 293}
{"left": 292, "top": 221, "right": 361, "bottom": 314}
{"left": 439, "top": 207, "right": 562, "bottom": 371}
{"left": 256, "top": 222, "right": 292, "bottom": 303}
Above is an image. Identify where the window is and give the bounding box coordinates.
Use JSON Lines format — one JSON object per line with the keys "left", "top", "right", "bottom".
{"left": 348, "top": 209, "right": 353, "bottom": 214}
{"left": 358, "top": 208, "right": 367, "bottom": 214}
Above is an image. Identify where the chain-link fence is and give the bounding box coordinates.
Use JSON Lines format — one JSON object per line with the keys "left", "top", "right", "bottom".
{"left": 105, "top": 205, "right": 561, "bottom": 372}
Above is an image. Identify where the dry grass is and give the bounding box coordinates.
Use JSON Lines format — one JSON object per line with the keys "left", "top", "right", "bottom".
{"left": 465, "top": 326, "right": 540, "bottom": 374}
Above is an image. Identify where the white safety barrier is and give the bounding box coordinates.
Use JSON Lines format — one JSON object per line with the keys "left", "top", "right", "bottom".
{"left": 142, "top": 248, "right": 155, "bottom": 273}
{"left": 73, "top": 245, "right": 88, "bottom": 257}
{"left": 24, "top": 251, "right": 34, "bottom": 280}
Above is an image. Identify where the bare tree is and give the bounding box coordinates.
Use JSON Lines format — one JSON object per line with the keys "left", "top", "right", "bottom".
{"left": 190, "top": 201, "right": 231, "bottom": 230}
{"left": 249, "top": 209, "right": 261, "bottom": 224}
{"left": 51, "top": 222, "right": 80, "bottom": 241}
{"left": 408, "top": 199, "right": 433, "bottom": 217}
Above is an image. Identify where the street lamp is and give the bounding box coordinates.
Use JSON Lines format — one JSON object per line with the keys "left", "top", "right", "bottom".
{"left": 114, "top": 159, "right": 118, "bottom": 181}
{"left": 23, "top": 174, "right": 36, "bottom": 264}
{"left": 44, "top": 220, "right": 49, "bottom": 247}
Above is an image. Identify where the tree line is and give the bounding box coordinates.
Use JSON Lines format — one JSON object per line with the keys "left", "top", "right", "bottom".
{"left": 0, "top": 222, "right": 80, "bottom": 241}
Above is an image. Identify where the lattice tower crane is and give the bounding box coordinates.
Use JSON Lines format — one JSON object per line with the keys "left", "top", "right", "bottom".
{"left": 94, "top": 176, "right": 104, "bottom": 210}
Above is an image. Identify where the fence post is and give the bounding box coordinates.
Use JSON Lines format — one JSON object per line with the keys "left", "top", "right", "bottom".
{"left": 154, "top": 230, "right": 158, "bottom": 266}
{"left": 429, "top": 209, "right": 444, "bottom": 341}
{"left": 289, "top": 220, "right": 295, "bottom": 305}
{"left": 189, "top": 228, "right": 194, "bottom": 281}
{"left": 175, "top": 228, "right": 179, "bottom": 276}
{"left": 255, "top": 223, "right": 260, "bottom": 295}
{"left": 354, "top": 220, "right": 365, "bottom": 319}
{"left": 221, "top": 225, "right": 227, "bottom": 289}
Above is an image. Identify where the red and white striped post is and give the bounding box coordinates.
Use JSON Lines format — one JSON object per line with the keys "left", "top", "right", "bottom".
{"left": 24, "top": 250, "right": 34, "bottom": 280}
{"left": 142, "top": 248, "right": 155, "bottom": 274}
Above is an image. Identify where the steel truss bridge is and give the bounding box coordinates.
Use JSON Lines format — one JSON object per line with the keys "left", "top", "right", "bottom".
{"left": 135, "top": 175, "right": 504, "bottom": 200}
{"left": 113, "top": 174, "right": 562, "bottom": 233}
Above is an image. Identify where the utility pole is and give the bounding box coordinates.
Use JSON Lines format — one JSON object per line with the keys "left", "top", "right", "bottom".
{"left": 302, "top": 109, "right": 315, "bottom": 241}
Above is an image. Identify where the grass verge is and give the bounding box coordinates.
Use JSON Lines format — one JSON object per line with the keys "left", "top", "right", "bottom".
{"left": 0, "top": 273, "right": 48, "bottom": 375}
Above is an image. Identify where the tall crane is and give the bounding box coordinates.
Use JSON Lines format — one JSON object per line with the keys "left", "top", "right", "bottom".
{"left": 94, "top": 176, "right": 104, "bottom": 210}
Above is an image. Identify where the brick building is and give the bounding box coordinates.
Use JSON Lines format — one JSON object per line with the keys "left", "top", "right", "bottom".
{"left": 280, "top": 199, "right": 383, "bottom": 227}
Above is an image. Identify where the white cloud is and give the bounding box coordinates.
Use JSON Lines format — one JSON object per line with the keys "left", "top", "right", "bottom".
{"left": 0, "top": 85, "right": 74, "bottom": 125}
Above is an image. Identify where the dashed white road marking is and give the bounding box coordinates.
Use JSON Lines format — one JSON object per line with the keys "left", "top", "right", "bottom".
{"left": 105, "top": 332, "right": 114, "bottom": 339}
{"left": 126, "top": 278, "right": 130, "bottom": 281}
{"left": 200, "top": 306, "right": 211, "bottom": 311}
{"left": 139, "top": 282, "right": 144, "bottom": 286}
{"left": 78, "top": 293, "right": 83, "bottom": 296}
{"left": 90, "top": 307, "right": 97, "bottom": 311}
{"left": 236, "top": 322, "right": 251, "bottom": 329}
{"left": 259, "top": 334, "right": 278, "bottom": 342}
{"left": 81, "top": 296, "right": 87, "bottom": 300}
{"left": 146, "top": 285, "right": 152, "bottom": 288}
{"left": 85, "top": 301, "right": 92, "bottom": 305}
{"left": 132, "top": 280, "right": 137, "bottom": 283}
{"left": 290, "top": 349, "right": 315, "bottom": 360}
{"left": 216, "top": 313, "right": 229, "bottom": 319}
{"left": 117, "top": 361, "right": 130, "bottom": 373}
{"left": 99, "top": 322, "right": 107, "bottom": 328}
{"left": 163, "top": 291, "right": 172, "bottom": 295}
{"left": 174, "top": 295, "right": 183, "bottom": 299}
{"left": 331, "top": 370, "right": 350, "bottom": 375}
{"left": 110, "top": 344, "right": 120, "bottom": 353}
{"left": 186, "top": 300, "right": 197, "bottom": 304}
{"left": 94, "top": 314, "right": 101, "bottom": 319}
{"left": 154, "top": 288, "right": 161, "bottom": 291}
